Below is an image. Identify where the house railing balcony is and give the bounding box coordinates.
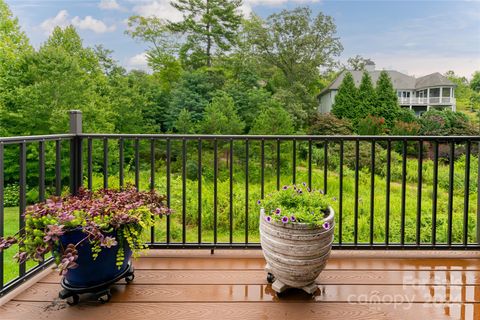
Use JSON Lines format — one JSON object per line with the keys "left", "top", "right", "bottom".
{"left": 0, "top": 110, "right": 479, "bottom": 298}
{"left": 398, "top": 97, "right": 456, "bottom": 105}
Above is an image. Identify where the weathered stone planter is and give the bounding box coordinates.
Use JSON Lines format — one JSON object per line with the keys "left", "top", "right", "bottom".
{"left": 259, "top": 207, "right": 335, "bottom": 294}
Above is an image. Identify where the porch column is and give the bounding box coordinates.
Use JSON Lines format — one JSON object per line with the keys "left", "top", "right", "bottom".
{"left": 440, "top": 87, "right": 443, "bottom": 104}
{"left": 427, "top": 88, "right": 430, "bottom": 105}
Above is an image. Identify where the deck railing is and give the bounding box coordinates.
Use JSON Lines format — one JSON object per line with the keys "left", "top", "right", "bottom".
{"left": 397, "top": 97, "right": 456, "bottom": 105}
{"left": 1, "top": 110, "right": 480, "bottom": 296}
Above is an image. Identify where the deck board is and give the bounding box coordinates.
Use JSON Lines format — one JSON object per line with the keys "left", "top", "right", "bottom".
{"left": 1, "top": 250, "right": 480, "bottom": 320}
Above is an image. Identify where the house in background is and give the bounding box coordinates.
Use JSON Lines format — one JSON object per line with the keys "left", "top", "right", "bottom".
{"left": 318, "top": 61, "right": 456, "bottom": 116}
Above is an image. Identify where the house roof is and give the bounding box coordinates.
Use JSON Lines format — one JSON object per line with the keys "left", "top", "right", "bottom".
{"left": 415, "top": 72, "right": 456, "bottom": 89}
{"left": 318, "top": 70, "right": 455, "bottom": 97}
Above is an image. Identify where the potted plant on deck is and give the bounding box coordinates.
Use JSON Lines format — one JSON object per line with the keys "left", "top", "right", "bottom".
{"left": 258, "top": 183, "right": 334, "bottom": 295}
{"left": 0, "top": 187, "right": 171, "bottom": 304}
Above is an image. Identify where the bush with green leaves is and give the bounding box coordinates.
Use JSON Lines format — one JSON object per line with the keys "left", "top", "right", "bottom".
{"left": 3, "top": 184, "right": 20, "bottom": 207}
{"left": 419, "top": 109, "right": 476, "bottom": 136}
{"left": 307, "top": 113, "right": 353, "bottom": 135}
{"left": 357, "top": 115, "right": 386, "bottom": 135}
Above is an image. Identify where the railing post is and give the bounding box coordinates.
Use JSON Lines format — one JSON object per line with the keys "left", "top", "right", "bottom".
{"left": 477, "top": 142, "right": 480, "bottom": 245}
{"left": 69, "top": 110, "right": 83, "bottom": 195}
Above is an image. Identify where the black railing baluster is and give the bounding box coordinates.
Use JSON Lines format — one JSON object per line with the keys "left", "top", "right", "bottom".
{"left": 166, "top": 139, "right": 171, "bottom": 244}
{"left": 416, "top": 140, "right": 423, "bottom": 246}
{"left": 354, "top": 140, "right": 359, "bottom": 246}
{"left": 463, "top": 141, "right": 470, "bottom": 246}
{"left": 292, "top": 139, "right": 296, "bottom": 185}
{"left": 103, "top": 138, "right": 108, "bottom": 189}
{"left": 213, "top": 139, "right": 218, "bottom": 245}
{"left": 182, "top": 139, "right": 186, "bottom": 244}
{"left": 55, "top": 140, "right": 61, "bottom": 196}
{"left": 447, "top": 141, "right": 455, "bottom": 246}
{"left": 38, "top": 141, "right": 45, "bottom": 202}
{"left": 339, "top": 140, "right": 344, "bottom": 245}
{"left": 370, "top": 140, "right": 375, "bottom": 246}
{"left": 0, "top": 142, "right": 4, "bottom": 290}
{"left": 229, "top": 139, "right": 233, "bottom": 245}
{"left": 386, "top": 140, "right": 391, "bottom": 245}
{"left": 88, "top": 139, "right": 93, "bottom": 190}
{"left": 432, "top": 141, "right": 439, "bottom": 246}
{"left": 135, "top": 139, "right": 140, "bottom": 191}
{"left": 245, "top": 139, "right": 249, "bottom": 245}
{"left": 401, "top": 140, "right": 407, "bottom": 246}
{"left": 197, "top": 139, "right": 202, "bottom": 245}
{"left": 324, "top": 140, "right": 328, "bottom": 194}
{"left": 308, "top": 139, "right": 312, "bottom": 190}
{"left": 19, "top": 142, "right": 26, "bottom": 277}
{"left": 118, "top": 139, "right": 124, "bottom": 190}
{"left": 150, "top": 139, "right": 155, "bottom": 244}
{"left": 261, "top": 139, "right": 265, "bottom": 199}
{"left": 276, "top": 139, "right": 280, "bottom": 191}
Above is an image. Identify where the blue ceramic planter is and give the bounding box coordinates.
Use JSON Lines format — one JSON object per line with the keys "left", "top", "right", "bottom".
{"left": 59, "top": 229, "right": 132, "bottom": 288}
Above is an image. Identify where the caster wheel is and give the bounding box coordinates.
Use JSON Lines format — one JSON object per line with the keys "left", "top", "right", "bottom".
{"left": 267, "top": 273, "right": 275, "bottom": 283}
{"left": 125, "top": 273, "right": 135, "bottom": 283}
{"left": 66, "top": 294, "right": 80, "bottom": 306}
{"left": 98, "top": 292, "right": 112, "bottom": 304}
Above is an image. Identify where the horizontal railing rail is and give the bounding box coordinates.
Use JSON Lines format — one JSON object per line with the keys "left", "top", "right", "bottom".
{"left": 1, "top": 110, "right": 480, "bottom": 296}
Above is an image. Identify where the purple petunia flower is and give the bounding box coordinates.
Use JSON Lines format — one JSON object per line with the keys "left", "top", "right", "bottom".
{"left": 302, "top": 182, "right": 307, "bottom": 187}
{"left": 290, "top": 216, "right": 296, "bottom": 222}
{"left": 275, "top": 208, "right": 281, "bottom": 215}
{"left": 281, "top": 216, "right": 289, "bottom": 224}
{"left": 323, "top": 222, "right": 330, "bottom": 230}
{"left": 265, "top": 216, "right": 271, "bottom": 223}
{"left": 282, "top": 185, "right": 289, "bottom": 190}
{"left": 297, "top": 189, "right": 303, "bottom": 194}
{"left": 257, "top": 200, "right": 261, "bottom": 205}
{"left": 332, "top": 197, "right": 337, "bottom": 201}
{"left": 319, "top": 189, "right": 324, "bottom": 195}
{"left": 307, "top": 187, "right": 311, "bottom": 192}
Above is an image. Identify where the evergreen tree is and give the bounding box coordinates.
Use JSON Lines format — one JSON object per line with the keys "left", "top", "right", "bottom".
{"left": 174, "top": 108, "right": 195, "bottom": 133}
{"left": 250, "top": 101, "right": 295, "bottom": 135}
{"left": 169, "top": 0, "right": 242, "bottom": 68}
{"left": 198, "top": 91, "right": 244, "bottom": 134}
{"left": 331, "top": 72, "right": 357, "bottom": 121}
{"left": 374, "top": 71, "right": 400, "bottom": 127}
{"left": 357, "top": 72, "right": 377, "bottom": 120}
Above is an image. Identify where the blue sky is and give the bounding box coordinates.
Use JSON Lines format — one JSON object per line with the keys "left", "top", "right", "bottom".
{"left": 6, "top": 0, "right": 480, "bottom": 78}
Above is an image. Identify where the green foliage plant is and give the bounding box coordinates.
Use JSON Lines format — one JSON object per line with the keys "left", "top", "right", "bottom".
{"left": 258, "top": 183, "right": 331, "bottom": 228}
{"left": 0, "top": 187, "right": 171, "bottom": 275}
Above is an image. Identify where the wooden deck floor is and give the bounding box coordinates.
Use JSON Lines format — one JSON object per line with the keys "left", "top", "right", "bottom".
{"left": 1, "top": 250, "right": 480, "bottom": 320}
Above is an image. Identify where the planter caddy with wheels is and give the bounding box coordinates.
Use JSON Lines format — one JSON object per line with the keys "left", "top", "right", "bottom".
{"left": 0, "top": 187, "right": 171, "bottom": 305}
{"left": 258, "top": 183, "right": 335, "bottom": 294}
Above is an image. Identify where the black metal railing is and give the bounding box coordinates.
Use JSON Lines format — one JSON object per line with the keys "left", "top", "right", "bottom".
{"left": 1, "top": 110, "right": 480, "bottom": 296}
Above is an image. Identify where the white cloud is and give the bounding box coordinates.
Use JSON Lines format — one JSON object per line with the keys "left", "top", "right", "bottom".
{"left": 72, "top": 16, "right": 116, "bottom": 33}
{"left": 127, "top": 52, "right": 150, "bottom": 71}
{"left": 130, "top": 0, "right": 321, "bottom": 20}
{"left": 40, "top": 10, "right": 70, "bottom": 34}
{"left": 40, "top": 10, "right": 116, "bottom": 35}
{"left": 99, "top": 0, "right": 126, "bottom": 11}
{"left": 132, "top": 1, "right": 183, "bottom": 22}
